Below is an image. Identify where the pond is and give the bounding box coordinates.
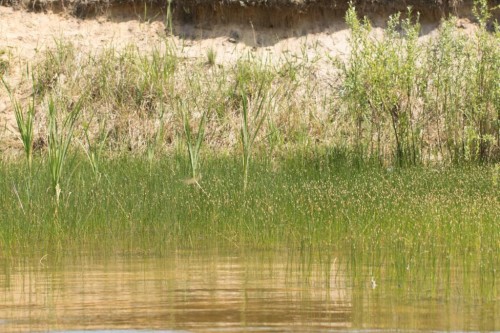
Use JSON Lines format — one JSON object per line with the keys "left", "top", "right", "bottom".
{"left": 1, "top": 249, "right": 498, "bottom": 332}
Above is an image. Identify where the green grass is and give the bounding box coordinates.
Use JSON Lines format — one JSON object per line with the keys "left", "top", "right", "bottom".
{"left": 2, "top": 75, "right": 36, "bottom": 171}
{"left": 0, "top": 153, "right": 498, "bottom": 295}
{"left": 47, "top": 95, "right": 83, "bottom": 206}
{"left": 239, "top": 88, "right": 270, "bottom": 191}
{"left": 180, "top": 96, "right": 208, "bottom": 184}
{"left": 0, "top": 49, "right": 9, "bottom": 77}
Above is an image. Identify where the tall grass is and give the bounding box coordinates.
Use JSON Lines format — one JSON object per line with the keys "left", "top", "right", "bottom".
{"left": 240, "top": 88, "right": 269, "bottom": 191}
{"left": 340, "top": 7, "right": 425, "bottom": 165}
{"left": 47, "top": 95, "right": 83, "bottom": 205}
{"left": 2, "top": 74, "right": 36, "bottom": 170}
{"left": 466, "top": 0, "right": 500, "bottom": 162}
{"left": 180, "top": 99, "right": 208, "bottom": 184}
{"left": 421, "top": 0, "right": 500, "bottom": 163}
{"left": 81, "top": 116, "right": 108, "bottom": 181}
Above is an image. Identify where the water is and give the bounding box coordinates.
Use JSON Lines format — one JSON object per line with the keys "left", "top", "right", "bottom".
{"left": 0, "top": 250, "right": 498, "bottom": 332}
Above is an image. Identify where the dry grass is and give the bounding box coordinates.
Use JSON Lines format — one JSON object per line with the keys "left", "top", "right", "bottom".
{"left": 1, "top": 0, "right": 499, "bottom": 166}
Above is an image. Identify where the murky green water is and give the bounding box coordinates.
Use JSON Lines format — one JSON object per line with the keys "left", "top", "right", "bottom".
{"left": 1, "top": 250, "right": 498, "bottom": 332}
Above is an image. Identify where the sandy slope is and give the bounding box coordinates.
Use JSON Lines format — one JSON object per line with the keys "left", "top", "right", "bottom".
{"left": 0, "top": 5, "right": 355, "bottom": 153}
{"left": 0, "top": 4, "right": 476, "bottom": 154}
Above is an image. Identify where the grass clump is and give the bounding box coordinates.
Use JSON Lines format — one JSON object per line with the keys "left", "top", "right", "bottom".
{"left": 0, "top": 49, "right": 9, "bottom": 77}
{"left": 2, "top": 74, "right": 36, "bottom": 171}
{"left": 47, "top": 95, "right": 83, "bottom": 206}
{"left": 180, "top": 99, "right": 208, "bottom": 185}
{"left": 207, "top": 48, "right": 216, "bottom": 66}
{"left": 239, "top": 88, "right": 270, "bottom": 191}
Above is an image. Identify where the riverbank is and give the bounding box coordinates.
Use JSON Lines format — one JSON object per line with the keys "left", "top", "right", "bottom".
{"left": 1, "top": 1, "right": 499, "bottom": 164}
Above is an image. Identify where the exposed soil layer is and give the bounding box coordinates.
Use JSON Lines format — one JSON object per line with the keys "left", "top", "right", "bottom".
{"left": 2, "top": 0, "right": 498, "bottom": 25}
{"left": 2, "top": 0, "right": 498, "bottom": 47}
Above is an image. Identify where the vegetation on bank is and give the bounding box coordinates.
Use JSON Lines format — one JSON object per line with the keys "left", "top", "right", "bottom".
{"left": 1, "top": 1, "right": 499, "bottom": 166}
{"left": 0, "top": 1, "right": 498, "bottom": 300}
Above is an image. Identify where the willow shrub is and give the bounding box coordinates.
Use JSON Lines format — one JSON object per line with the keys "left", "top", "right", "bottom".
{"left": 340, "top": 0, "right": 500, "bottom": 165}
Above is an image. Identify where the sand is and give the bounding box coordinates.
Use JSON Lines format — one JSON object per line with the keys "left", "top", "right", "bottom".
{"left": 0, "top": 2, "right": 480, "bottom": 154}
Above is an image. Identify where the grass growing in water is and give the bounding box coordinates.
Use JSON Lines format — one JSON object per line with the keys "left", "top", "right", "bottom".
{"left": 0, "top": 153, "right": 498, "bottom": 295}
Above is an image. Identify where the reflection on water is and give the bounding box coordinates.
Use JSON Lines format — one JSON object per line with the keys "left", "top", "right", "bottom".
{"left": 51, "top": 331, "right": 186, "bottom": 333}
{"left": 0, "top": 250, "right": 498, "bottom": 332}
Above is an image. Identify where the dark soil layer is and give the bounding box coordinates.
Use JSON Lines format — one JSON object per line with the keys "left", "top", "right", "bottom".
{"left": 2, "top": 0, "right": 499, "bottom": 27}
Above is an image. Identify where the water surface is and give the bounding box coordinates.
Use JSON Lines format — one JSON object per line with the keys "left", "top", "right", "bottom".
{"left": 0, "top": 250, "right": 498, "bottom": 332}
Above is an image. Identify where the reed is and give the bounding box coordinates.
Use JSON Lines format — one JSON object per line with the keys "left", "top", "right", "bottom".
{"left": 146, "top": 101, "right": 166, "bottom": 171}
{"left": 47, "top": 95, "right": 83, "bottom": 205}
{"left": 165, "top": 0, "right": 173, "bottom": 36}
{"left": 81, "top": 116, "right": 108, "bottom": 181}
{"left": 180, "top": 99, "right": 208, "bottom": 184}
{"left": 240, "top": 88, "right": 269, "bottom": 191}
{"left": 2, "top": 75, "right": 36, "bottom": 171}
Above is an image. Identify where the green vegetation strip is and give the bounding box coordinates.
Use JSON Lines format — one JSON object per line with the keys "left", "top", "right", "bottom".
{"left": 1, "top": 153, "right": 498, "bottom": 267}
